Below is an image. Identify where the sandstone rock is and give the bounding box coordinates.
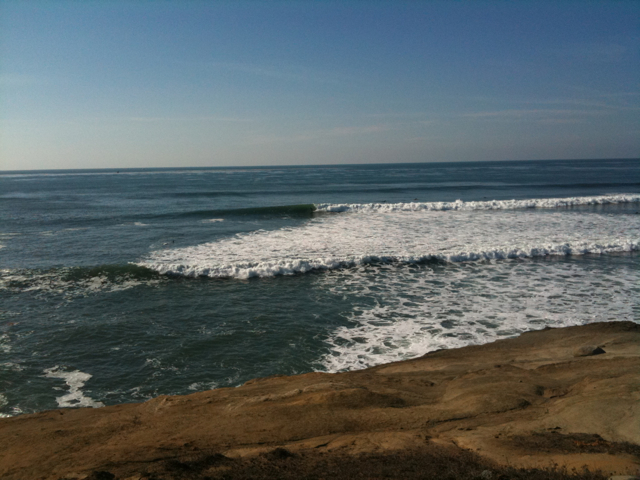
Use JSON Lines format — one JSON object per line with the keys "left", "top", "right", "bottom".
{"left": 1, "top": 321, "right": 638, "bottom": 480}
{"left": 573, "top": 345, "right": 606, "bottom": 357}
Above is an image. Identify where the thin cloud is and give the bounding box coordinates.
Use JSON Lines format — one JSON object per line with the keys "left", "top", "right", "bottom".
{"left": 603, "top": 92, "right": 640, "bottom": 98}
{"left": 127, "top": 115, "right": 254, "bottom": 123}
{"left": 524, "top": 97, "right": 640, "bottom": 111}
{"left": 251, "top": 124, "right": 390, "bottom": 144}
{"left": 537, "top": 118, "right": 587, "bottom": 125}
{"left": 362, "top": 112, "right": 431, "bottom": 119}
{"left": 202, "top": 61, "right": 350, "bottom": 86}
{"left": 460, "top": 108, "right": 608, "bottom": 119}
{"left": 559, "top": 42, "right": 629, "bottom": 63}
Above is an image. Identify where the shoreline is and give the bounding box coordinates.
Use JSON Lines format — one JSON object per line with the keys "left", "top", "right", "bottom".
{"left": 1, "top": 321, "right": 639, "bottom": 479}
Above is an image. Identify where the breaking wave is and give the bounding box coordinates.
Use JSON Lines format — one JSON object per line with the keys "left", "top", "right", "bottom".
{"left": 138, "top": 195, "right": 640, "bottom": 279}
{"left": 315, "top": 194, "right": 640, "bottom": 213}
{"left": 0, "top": 264, "right": 163, "bottom": 297}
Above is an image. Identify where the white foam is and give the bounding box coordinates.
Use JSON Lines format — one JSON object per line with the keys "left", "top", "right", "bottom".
{"left": 188, "top": 381, "right": 218, "bottom": 391}
{"left": 0, "top": 394, "right": 10, "bottom": 418}
{"left": 0, "top": 362, "right": 23, "bottom": 371}
{"left": 0, "top": 233, "right": 18, "bottom": 248}
{"left": 0, "top": 269, "right": 163, "bottom": 297}
{"left": 139, "top": 198, "right": 640, "bottom": 279}
{"left": 144, "top": 357, "right": 179, "bottom": 377}
{"left": 315, "top": 194, "right": 640, "bottom": 213}
{"left": 43, "top": 366, "right": 104, "bottom": 408}
{"left": 0, "top": 334, "right": 10, "bottom": 354}
{"left": 202, "top": 218, "right": 224, "bottom": 223}
{"left": 318, "top": 259, "right": 640, "bottom": 372}
{"left": 0, "top": 192, "right": 43, "bottom": 199}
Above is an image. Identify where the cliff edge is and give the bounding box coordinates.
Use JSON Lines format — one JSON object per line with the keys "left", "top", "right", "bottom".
{"left": 1, "top": 321, "right": 638, "bottom": 479}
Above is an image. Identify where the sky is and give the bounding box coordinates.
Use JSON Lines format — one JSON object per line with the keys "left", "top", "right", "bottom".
{"left": 1, "top": 0, "right": 639, "bottom": 170}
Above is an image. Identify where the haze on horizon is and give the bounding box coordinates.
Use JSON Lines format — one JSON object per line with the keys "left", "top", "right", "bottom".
{"left": 1, "top": 0, "right": 639, "bottom": 171}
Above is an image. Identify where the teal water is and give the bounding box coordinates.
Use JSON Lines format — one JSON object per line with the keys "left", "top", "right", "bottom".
{"left": 1, "top": 159, "right": 639, "bottom": 415}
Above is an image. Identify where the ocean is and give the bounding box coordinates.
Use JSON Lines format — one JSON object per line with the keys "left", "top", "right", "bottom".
{"left": 1, "top": 158, "right": 639, "bottom": 417}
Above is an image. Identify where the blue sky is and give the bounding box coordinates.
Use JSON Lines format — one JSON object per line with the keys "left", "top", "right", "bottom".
{"left": 1, "top": 0, "right": 638, "bottom": 170}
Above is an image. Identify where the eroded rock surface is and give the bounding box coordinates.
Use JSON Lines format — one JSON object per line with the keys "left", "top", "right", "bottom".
{"left": 0, "top": 321, "right": 638, "bottom": 479}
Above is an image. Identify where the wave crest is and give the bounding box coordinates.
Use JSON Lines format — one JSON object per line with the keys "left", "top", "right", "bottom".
{"left": 139, "top": 195, "right": 640, "bottom": 279}
{"left": 315, "top": 194, "right": 640, "bottom": 213}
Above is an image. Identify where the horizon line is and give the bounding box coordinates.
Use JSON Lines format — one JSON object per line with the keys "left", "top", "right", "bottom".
{"left": 2, "top": 157, "right": 638, "bottom": 175}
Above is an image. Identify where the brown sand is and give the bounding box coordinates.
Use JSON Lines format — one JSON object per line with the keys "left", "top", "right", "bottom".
{"left": 0, "top": 321, "right": 638, "bottom": 479}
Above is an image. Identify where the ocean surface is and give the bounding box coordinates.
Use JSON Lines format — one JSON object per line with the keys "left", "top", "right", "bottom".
{"left": 1, "top": 159, "right": 639, "bottom": 416}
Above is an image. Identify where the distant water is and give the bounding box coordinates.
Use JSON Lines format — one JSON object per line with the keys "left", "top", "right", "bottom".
{"left": 1, "top": 159, "right": 639, "bottom": 416}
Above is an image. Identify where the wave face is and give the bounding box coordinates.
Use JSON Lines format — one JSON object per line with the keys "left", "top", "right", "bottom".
{"left": 0, "top": 265, "right": 163, "bottom": 298}
{"left": 158, "top": 204, "right": 317, "bottom": 220}
{"left": 139, "top": 195, "right": 640, "bottom": 279}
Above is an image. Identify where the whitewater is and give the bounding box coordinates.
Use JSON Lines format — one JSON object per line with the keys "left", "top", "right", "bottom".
{"left": 139, "top": 194, "right": 640, "bottom": 279}
{"left": 1, "top": 159, "right": 639, "bottom": 416}
{"left": 316, "top": 193, "right": 640, "bottom": 212}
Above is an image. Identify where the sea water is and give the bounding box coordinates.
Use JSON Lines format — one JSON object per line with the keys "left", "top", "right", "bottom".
{"left": 0, "top": 159, "right": 639, "bottom": 416}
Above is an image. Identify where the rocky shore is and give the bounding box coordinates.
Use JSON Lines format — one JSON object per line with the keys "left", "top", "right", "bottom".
{"left": 1, "top": 321, "right": 638, "bottom": 480}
